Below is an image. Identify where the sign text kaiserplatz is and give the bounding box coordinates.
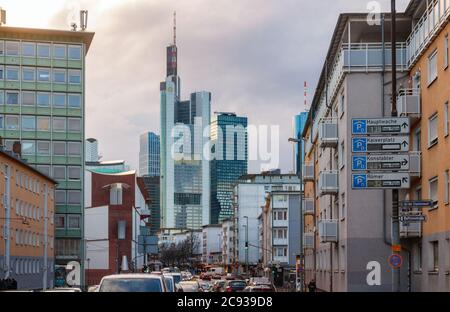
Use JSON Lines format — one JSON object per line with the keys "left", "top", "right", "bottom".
{"left": 352, "top": 136, "right": 409, "bottom": 153}
{"left": 352, "top": 118, "right": 410, "bottom": 135}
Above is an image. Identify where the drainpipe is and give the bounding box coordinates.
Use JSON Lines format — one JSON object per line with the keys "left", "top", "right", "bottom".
{"left": 4, "top": 165, "right": 11, "bottom": 280}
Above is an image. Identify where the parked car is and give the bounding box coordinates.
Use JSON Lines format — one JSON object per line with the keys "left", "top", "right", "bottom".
{"left": 98, "top": 274, "right": 167, "bottom": 292}
{"left": 199, "top": 281, "right": 211, "bottom": 292}
{"left": 44, "top": 287, "right": 82, "bottom": 292}
{"left": 212, "top": 280, "right": 227, "bottom": 292}
{"left": 163, "top": 275, "right": 176, "bottom": 292}
{"left": 178, "top": 281, "right": 203, "bottom": 292}
{"left": 166, "top": 272, "right": 182, "bottom": 285}
{"left": 223, "top": 280, "right": 247, "bottom": 292}
{"left": 199, "top": 273, "right": 211, "bottom": 281}
{"left": 243, "top": 285, "right": 274, "bottom": 292}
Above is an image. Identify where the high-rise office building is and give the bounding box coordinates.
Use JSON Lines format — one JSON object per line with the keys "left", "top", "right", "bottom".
{"left": 139, "top": 132, "right": 160, "bottom": 177}
{"left": 160, "top": 16, "right": 211, "bottom": 230}
{"left": 85, "top": 138, "right": 98, "bottom": 162}
{"left": 0, "top": 25, "right": 94, "bottom": 287}
{"left": 293, "top": 112, "right": 308, "bottom": 175}
{"left": 210, "top": 112, "right": 247, "bottom": 224}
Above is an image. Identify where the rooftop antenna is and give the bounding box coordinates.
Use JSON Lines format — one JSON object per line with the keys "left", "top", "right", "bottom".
{"left": 80, "top": 10, "right": 88, "bottom": 31}
{"left": 304, "top": 81, "right": 309, "bottom": 112}
{"left": 173, "top": 11, "right": 177, "bottom": 45}
{"left": 0, "top": 8, "right": 6, "bottom": 26}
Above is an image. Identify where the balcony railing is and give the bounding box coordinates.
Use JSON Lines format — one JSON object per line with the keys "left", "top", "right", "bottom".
{"left": 397, "top": 88, "right": 421, "bottom": 119}
{"left": 319, "top": 170, "right": 339, "bottom": 195}
{"left": 406, "top": 0, "right": 450, "bottom": 67}
{"left": 319, "top": 118, "right": 338, "bottom": 148}
{"left": 304, "top": 233, "right": 315, "bottom": 249}
{"left": 409, "top": 151, "right": 422, "bottom": 177}
{"left": 400, "top": 221, "right": 422, "bottom": 238}
{"left": 318, "top": 220, "right": 339, "bottom": 243}
{"left": 303, "top": 198, "right": 315, "bottom": 216}
{"left": 303, "top": 162, "right": 315, "bottom": 182}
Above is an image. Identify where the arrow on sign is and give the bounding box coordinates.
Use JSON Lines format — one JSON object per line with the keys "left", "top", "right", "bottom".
{"left": 402, "top": 123, "right": 408, "bottom": 129}
{"left": 402, "top": 141, "right": 408, "bottom": 148}
{"left": 402, "top": 177, "right": 409, "bottom": 183}
{"left": 402, "top": 159, "right": 408, "bottom": 166}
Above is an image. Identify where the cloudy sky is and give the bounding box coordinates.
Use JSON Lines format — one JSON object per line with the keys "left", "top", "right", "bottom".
{"left": 3, "top": 0, "right": 409, "bottom": 173}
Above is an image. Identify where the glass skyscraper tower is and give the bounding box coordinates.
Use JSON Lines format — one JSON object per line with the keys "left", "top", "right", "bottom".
{"left": 160, "top": 18, "right": 211, "bottom": 230}
{"left": 139, "top": 132, "right": 160, "bottom": 177}
{"left": 210, "top": 113, "right": 248, "bottom": 224}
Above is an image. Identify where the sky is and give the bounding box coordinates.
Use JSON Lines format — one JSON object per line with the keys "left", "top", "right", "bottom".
{"left": 2, "top": 0, "right": 410, "bottom": 173}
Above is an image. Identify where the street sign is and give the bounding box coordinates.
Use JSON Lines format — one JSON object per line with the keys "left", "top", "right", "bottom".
{"left": 352, "top": 136, "right": 409, "bottom": 153}
{"left": 352, "top": 173, "right": 410, "bottom": 189}
{"left": 388, "top": 254, "right": 403, "bottom": 269}
{"left": 352, "top": 118, "right": 410, "bottom": 135}
{"left": 400, "top": 200, "right": 434, "bottom": 208}
{"left": 399, "top": 214, "right": 427, "bottom": 223}
{"left": 352, "top": 154, "right": 410, "bottom": 171}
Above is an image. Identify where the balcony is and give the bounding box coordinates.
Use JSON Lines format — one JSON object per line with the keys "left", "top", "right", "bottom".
{"left": 397, "top": 88, "right": 421, "bottom": 120}
{"left": 319, "top": 118, "right": 338, "bottom": 148}
{"left": 303, "top": 162, "right": 315, "bottom": 182}
{"left": 304, "top": 233, "right": 314, "bottom": 249}
{"left": 406, "top": 0, "right": 450, "bottom": 67}
{"left": 273, "top": 238, "right": 288, "bottom": 246}
{"left": 318, "top": 220, "right": 339, "bottom": 243}
{"left": 319, "top": 171, "right": 339, "bottom": 195}
{"left": 273, "top": 219, "right": 288, "bottom": 227}
{"left": 303, "top": 198, "right": 315, "bottom": 216}
{"left": 400, "top": 221, "right": 422, "bottom": 239}
{"left": 409, "top": 152, "right": 422, "bottom": 178}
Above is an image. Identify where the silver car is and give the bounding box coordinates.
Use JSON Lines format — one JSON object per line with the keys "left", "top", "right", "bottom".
{"left": 98, "top": 274, "right": 167, "bottom": 292}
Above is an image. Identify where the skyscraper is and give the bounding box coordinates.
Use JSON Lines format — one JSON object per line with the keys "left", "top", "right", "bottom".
{"left": 139, "top": 132, "right": 160, "bottom": 177}
{"left": 160, "top": 14, "right": 211, "bottom": 230}
{"left": 0, "top": 25, "right": 93, "bottom": 286}
{"left": 293, "top": 112, "right": 308, "bottom": 174}
{"left": 85, "top": 138, "right": 99, "bottom": 162}
{"left": 210, "top": 113, "right": 248, "bottom": 224}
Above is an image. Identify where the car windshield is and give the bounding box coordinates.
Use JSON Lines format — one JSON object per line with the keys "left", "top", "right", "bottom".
{"left": 172, "top": 275, "right": 181, "bottom": 284}
{"left": 164, "top": 277, "right": 174, "bottom": 292}
{"left": 99, "top": 278, "right": 163, "bottom": 292}
{"left": 230, "top": 281, "right": 247, "bottom": 288}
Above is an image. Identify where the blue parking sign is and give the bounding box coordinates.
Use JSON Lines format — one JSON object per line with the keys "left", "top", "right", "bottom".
{"left": 352, "top": 156, "right": 367, "bottom": 171}
{"left": 353, "top": 174, "right": 367, "bottom": 189}
{"left": 352, "top": 138, "right": 367, "bottom": 153}
{"left": 352, "top": 119, "right": 367, "bottom": 134}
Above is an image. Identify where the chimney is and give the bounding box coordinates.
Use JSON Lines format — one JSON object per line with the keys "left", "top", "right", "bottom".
{"left": 12, "top": 141, "right": 21, "bottom": 157}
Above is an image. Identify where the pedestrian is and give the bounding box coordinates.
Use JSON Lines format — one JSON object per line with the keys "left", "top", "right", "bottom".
{"left": 307, "top": 279, "right": 316, "bottom": 293}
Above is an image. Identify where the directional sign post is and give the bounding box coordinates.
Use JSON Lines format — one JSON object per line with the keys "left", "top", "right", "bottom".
{"left": 399, "top": 214, "right": 427, "bottom": 223}
{"left": 352, "top": 173, "right": 410, "bottom": 189}
{"left": 352, "top": 136, "right": 409, "bottom": 153}
{"left": 352, "top": 154, "right": 410, "bottom": 171}
{"left": 400, "top": 200, "right": 434, "bottom": 208}
{"left": 352, "top": 118, "right": 410, "bottom": 135}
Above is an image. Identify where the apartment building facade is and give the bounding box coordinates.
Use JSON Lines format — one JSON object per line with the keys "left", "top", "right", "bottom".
{"left": 0, "top": 146, "right": 56, "bottom": 290}
{"left": 302, "top": 13, "right": 413, "bottom": 292}
{"left": 402, "top": 0, "right": 450, "bottom": 292}
{"left": 0, "top": 26, "right": 94, "bottom": 286}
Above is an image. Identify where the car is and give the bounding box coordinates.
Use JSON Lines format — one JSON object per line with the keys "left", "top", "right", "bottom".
{"left": 198, "top": 281, "right": 211, "bottom": 292}
{"left": 88, "top": 285, "right": 99, "bottom": 292}
{"left": 200, "top": 273, "right": 211, "bottom": 281}
{"left": 163, "top": 275, "right": 176, "bottom": 292}
{"left": 151, "top": 271, "right": 162, "bottom": 275}
{"left": 98, "top": 274, "right": 167, "bottom": 292}
{"left": 178, "top": 281, "right": 202, "bottom": 292}
{"left": 44, "top": 287, "right": 82, "bottom": 292}
{"left": 211, "top": 280, "right": 227, "bottom": 292}
{"left": 166, "top": 272, "right": 182, "bottom": 285}
{"left": 243, "top": 285, "right": 274, "bottom": 292}
{"left": 223, "top": 280, "right": 247, "bottom": 292}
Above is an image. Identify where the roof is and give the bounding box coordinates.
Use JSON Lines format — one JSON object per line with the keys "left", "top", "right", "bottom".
{"left": 405, "top": 0, "right": 423, "bottom": 16}
{"left": 101, "top": 274, "right": 163, "bottom": 280}
{"left": 88, "top": 169, "right": 136, "bottom": 176}
{"left": 0, "top": 26, "right": 95, "bottom": 52}
{"left": 0, "top": 148, "right": 57, "bottom": 185}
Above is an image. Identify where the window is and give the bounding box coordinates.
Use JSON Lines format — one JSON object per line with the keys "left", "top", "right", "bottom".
{"left": 340, "top": 93, "right": 345, "bottom": 117}
{"left": 68, "top": 166, "right": 81, "bottom": 180}
{"left": 428, "top": 113, "right": 438, "bottom": 147}
{"left": 37, "top": 116, "right": 50, "bottom": 131}
{"left": 339, "top": 141, "right": 345, "bottom": 168}
{"left": 340, "top": 193, "right": 346, "bottom": 220}
{"left": 414, "top": 128, "right": 421, "bottom": 151}
{"left": 21, "top": 116, "right": 36, "bottom": 131}
{"left": 6, "top": 91, "right": 19, "bottom": 105}
{"left": 53, "top": 94, "right": 66, "bottom": 108}
{"left": 445, "top": 34, "right": 449, "bottom": 69}
{"left": 55, "top": 214, "right": 65, "bottom": 229}
{"left": 446, "top": 170, "right": 449, "bottom": 205}
{"left": 5, "top": 115, "right": 19, "bottom": 130}
{"left": 37, "top": 44, "right": 50, "bottom": 58}
{"left": 68, "top": 94, "right": 81, "bottom": 108}
{"left": 52, "top": 166, "right": 66, "bottom": 180}
{"left": 22, "top": 141, "right": 35, "bottom": 155}
{"left": 55, "top": 190, "right": 66, "bottom": 205}
{"left": 429, "top": 177, "right": 439, "bottom": 209}
{"left": 22, "top": 91, "right": 35, "bottom": 106}
{"left": 446, "top": 102, "right": 449, "bottom": 137}
{"left": 37, "top": 68, "right": 50, "bottom": 82}
{"left": 22, "top": 42, "right": 35, "bottom": 57}
{"left": 22, "top": 68, "right": 35, "bottom": 82}
{"left": 0, "top": 41, "right": 3, "bottom": 56}
{"left": 52, "top": 117, "right": 66, "bottom": 132}
{"left": 67, "top": 215, "right": 81, "bottom": 229}
{"left": 37, "top": 141, "right": 50, "bottom": 155}
{"left": 68, "top": 45, "right": 82, "bottom": 60}
{"left": 53, "top": 142, "right": 66, "bottom": 156}
{"left": 431, "top": 241, "right": 439, "bottom": 272}
{"left": 37, "top": 92, "right": 50, "bottom": 107}
{"left": 53, "top": 69, "right": 66, "bottom": 84}
{"left": 68, "top": 190, "right": 81, "bottom": 205}
{"left": 6, "top": 67, "right": 19, "bottom": 81}
{"left": 0, "top": 115, "right": 3, "bottom": 129}
{"left": 428, "top": 49, "right": 438, "bottom": 85}
{"left": 68, "top": 118, "right": 81, "bottom": 132}
{"left": 68, "top": 70, "right": 81, "bottom": 84}
{"left": 110, "top": 184, "right": 123, "bottom": 205}
{"left": 0, "top": 66, "right": 3, "bottom": 80}
{"left": 68, "top": 142, "right": 81, "bottom": 156}
{"left": 53, "top": 45, "right": 66, "bottom": 59}
{"left": 6, "top": 41, "right": 19, "bottom": 56}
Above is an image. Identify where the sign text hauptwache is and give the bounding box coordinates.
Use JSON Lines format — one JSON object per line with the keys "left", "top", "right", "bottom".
{"left": 352, "top": 118, "right": 410, "bottom": 135}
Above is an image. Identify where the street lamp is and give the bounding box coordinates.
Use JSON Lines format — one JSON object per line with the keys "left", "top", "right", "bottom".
{"left": 288, "top": 137, "right": 305, "bottom": 292}
{"left": 243, "top": 216, "right": 249, "bottom": 274}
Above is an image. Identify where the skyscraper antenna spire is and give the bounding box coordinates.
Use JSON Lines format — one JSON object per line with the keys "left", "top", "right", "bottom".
{"left": 173, "top": 11, "right": 177, "bottom": 46}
